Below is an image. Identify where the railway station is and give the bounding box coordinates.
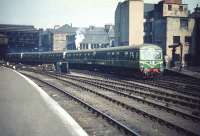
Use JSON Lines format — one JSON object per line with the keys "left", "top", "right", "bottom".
{"left": 0, "top": 0, "right": 200, "bottom": 136}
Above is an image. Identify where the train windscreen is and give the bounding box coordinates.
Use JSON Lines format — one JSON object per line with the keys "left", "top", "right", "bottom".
{"left": 140, "top": 49, "right": 162, "bottom": 60}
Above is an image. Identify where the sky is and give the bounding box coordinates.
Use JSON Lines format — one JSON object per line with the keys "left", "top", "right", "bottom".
{"left": 0, "top": 0, "right": 199, "bottom": 29}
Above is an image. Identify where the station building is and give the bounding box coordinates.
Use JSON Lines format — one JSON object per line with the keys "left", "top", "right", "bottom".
{"left": 40, "top": 29, "right": 54, "bottom": 51}
{"left": 0, "top": 24, "right": 42, "bottom": 53}
{"left": 0, "top": 34, "right": 8, "bottom": 59}
{"left": 52, "top": 24, "right": 77, "bottom": 51}
{"left": 145, "top": 0, "right": 194, "bottom": 67}
{"left": 115, "top": 0, "right": 144, "bottom": 46}
{"left": 190, "top": 6, "right": 200, "bottom": 66}
{"left": 115, "top": 0, "right": 198, "bottom": 67}
{"left": 144, "top": 0, "right": 196, "bottom": 67}
{"left": 79, "top": 25, "right": 115, "bottom": 50}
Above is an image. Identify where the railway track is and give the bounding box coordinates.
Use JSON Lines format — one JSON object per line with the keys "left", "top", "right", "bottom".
{"left": 130, "top": 78, "right": 200, "bottom": 99}
{"left": 158, "top": 78, "right": 200, "bottom": 94}
{"left": 22, "top": 72, "right": 139, "bottom": 136}
{"left": 70, "top": 74, "right": 200, "bottom": 107}
{"left": 49, "top": 72, "right": 200, "bottom": 119}
{"left": 71, "top": 69, "right": 200, "bottom": 99}
{"left": 162, "top": 74, "right": 200, "bottom": 87}
{"left": 70, "top": 69, "right": 200, "bottom": 107}
{"left": 141, "top": 77, "right": 200, "bottom": 100}
{"left": 34, "top": 79, "right": 129, "bottom": 136}
{"left": 20, "top": 69, "right": 200, "bottom": 136}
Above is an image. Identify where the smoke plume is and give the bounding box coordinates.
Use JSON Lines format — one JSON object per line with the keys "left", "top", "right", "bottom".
{"left": 75, "top": 28, "right": 85, "bottom": 50}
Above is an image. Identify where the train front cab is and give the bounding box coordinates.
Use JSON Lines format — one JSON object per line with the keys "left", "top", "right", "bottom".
{"left": 139, "top": 45, "right": 164, "bottom": 78}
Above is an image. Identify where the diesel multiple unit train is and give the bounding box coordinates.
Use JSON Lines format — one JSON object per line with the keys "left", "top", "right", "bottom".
{"left": 6, "top": 44, "right": 164, "bottom": 77}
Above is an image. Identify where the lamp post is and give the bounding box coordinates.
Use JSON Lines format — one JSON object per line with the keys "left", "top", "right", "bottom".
{"left": 169, "top": 42, "right": 183, "bottom": 71}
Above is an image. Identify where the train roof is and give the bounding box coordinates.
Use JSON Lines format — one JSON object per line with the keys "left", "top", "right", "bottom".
{"left": 7, "top": 44, "right": 162, "bottom": 55}
{"left": 67, "top": 44, "right": 162, "bottom": 53}
{"left": 140, "top": 44, "right": 162, "bottom": 50}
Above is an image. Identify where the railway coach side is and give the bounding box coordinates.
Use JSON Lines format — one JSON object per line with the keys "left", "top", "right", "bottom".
{"left": 5, "top": 44, "right": 164, "bottom": 77}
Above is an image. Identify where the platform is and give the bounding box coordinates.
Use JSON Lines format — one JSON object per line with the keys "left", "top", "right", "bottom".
{"left": 0, "top": 66, "right": 88, "bottom": 136}
{"left": 165, "top": 67, "right": 200, "bottom": 80}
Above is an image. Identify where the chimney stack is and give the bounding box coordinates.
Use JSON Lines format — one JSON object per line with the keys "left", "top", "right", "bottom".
{"left": 129, "top": 0, "right": 144, "bottom": 46}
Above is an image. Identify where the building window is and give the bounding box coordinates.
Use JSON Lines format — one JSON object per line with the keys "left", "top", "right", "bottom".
{"left": 86, "top": 44, "right": 88, "bottom": 49}
{"left": 80, "top": 44, "right": 82, "bottom": 49}
{"left": 185, "top": 36, "right": 191, "bottom": 45}
{"left": 168, "top": 5, "right": 172, "bottom": 11}
{"left": 179, "top": 6, "right": 183, "bottom": 11}
{"left": 173, "top": 36, "right": 180, "bottom": 44}
{"left": 180, "top": 19, "right": 188, "bottom": 29}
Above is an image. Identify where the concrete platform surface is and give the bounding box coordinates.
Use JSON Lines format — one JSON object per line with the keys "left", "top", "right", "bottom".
{"left": 166, "top": 67, "right": 200, "bottom": 79}
{"left": 0, "top": 67, "right": 88, "bottom": 136}
{"left": 180, "top": 69, "right": 200, "bottom": 79}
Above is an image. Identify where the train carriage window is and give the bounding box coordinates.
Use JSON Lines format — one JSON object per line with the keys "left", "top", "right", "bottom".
{"left": 124, "top": 51, "right": 129, "bottom": 59}
{"left": 119, "top": 51, "right": 124, "bottom": 60}
{"left": 155, "top": 50, "right": 162, "bottom": 59}
{"left": 98, "top": 52, "right": 106, "bottom": 60}
{"left": 90, "top": 53, "right": 93, "bottom": 59}
{"left": 129, "top": 52, "right": 134, "bottom": 59}
{"left": 84, "top": 53, "right": 87, "bottom": 58}
{"left": 135, "top": 51, "right": 139, "bottom": 59}
{"left": 106, "top": 52, "right": 110, "bottom": 59}
{"left": 125, "top": 51, "right": 128, "bottom": 56}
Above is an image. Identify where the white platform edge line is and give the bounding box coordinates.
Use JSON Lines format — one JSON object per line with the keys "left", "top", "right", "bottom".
{"left": 6, "top": 67, "right": 88, "bottom": 136}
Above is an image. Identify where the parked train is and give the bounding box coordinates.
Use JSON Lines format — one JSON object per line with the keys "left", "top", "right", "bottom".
{"left": 6, "top": 44, "right": 164, "bottom": 77}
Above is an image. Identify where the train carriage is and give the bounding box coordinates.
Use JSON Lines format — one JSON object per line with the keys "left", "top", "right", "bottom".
{"left": 65, "top": 44, "right": 163, "bottom": 77}
{"left": 6, "top": 44, "right": 163, "bottom": 78}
